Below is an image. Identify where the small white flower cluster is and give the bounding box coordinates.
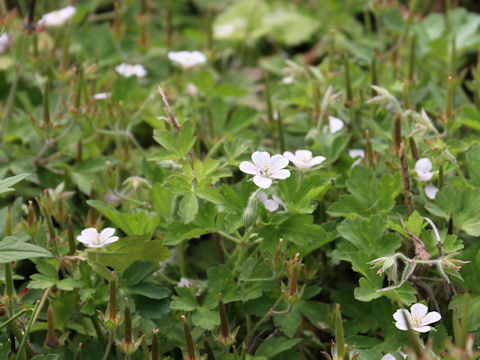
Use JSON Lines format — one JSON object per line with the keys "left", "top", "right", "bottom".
{"left": 240, "top": 150, "right": 325, "bottom": 212}
{"left": 168, "top": 51, "right": 206, "bottom": 69}
{"left": 115, "top": 63, "right": 147, "bottom": 78}
{"left": 415, "top": 158, "right": 438, "bottom": 200}
{"left": 239, "top": 150, "right": 325, "bottom": 189}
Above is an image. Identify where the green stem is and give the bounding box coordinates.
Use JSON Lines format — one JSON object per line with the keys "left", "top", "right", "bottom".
{"left": 176, "top": 242, "right": 187, "bottom": 278}
{"left": 0, "top": 35, "right": 29, "bottom": 142}
{"left": 0, "top": 309, "right": 28, "bottom": 330}
{"left": 102, "top": 330, "right": 114, "bottom": 360}
{"left": 15, "top": 300, "right": 39, "bottom": 360}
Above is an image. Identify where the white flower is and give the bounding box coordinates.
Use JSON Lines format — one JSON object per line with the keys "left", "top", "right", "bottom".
{"left": 214, "top": 24, "right": 235, "bottom": 38}
{"left": 239, "top": 151, "right": 290, "bottom": 189}
{"left": 257, "top": 192, "right": 286, "bottom": 212}
{"left": 425, "top": 185, "right": 439, "bottom": 200}
{"left": 168, "top": 51, "right": 206, "bottom": 69}
{"left": 415, "top": 158, "right": 435, "bottom": 182}
{"left": 38, "top": 5, "right": 76, "bottom": 27}
{"left": 382, "top": 353, "right": 407, "bottom": 360}
{"left": 282, "top": 75, "right": 294, "bottom": 84}
{"left": 324, "top": 116, "right": 344, "bottom": 134}
{"left": 0, "top": 33, "right": 10, "bottom": 54}
{"left": 77, "top": 228, "right": 119, "bottom": 248}
{"left": 393, "top": 303, "right": 441, "bottom": 333}
{"left": 93, "top": 92, "right": 111, "bottom": 100}
{"left": 283, "top": 150, "right": 325, "bottom": 169}
{"left": 177, "top": 277, "right": 191, "bottom": 288}
{"left": 115, "top": 63, "right": 147, "bottom": 78}
{"left": 349, "top": 149, "right": 365, "bottom": 167}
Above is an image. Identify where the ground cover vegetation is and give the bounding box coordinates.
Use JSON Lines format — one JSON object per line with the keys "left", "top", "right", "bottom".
{"left": 1, "top": 0, "right": 480, "bottom": 359}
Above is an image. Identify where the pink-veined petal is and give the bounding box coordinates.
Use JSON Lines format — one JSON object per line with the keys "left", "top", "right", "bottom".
{"left": 269, "top": 154, "right": 289, "bottom": 172}
{"left": 253, "top": 175, "right": 272, "bottom": 189}
{"left": 271, "top": 169, "right": 290, "bottom": 180}
{"left": 422, "top": 311, "right": 441, "bottom": 326}
{"left": 239, "top": 161, "right": 260, "bottom": 175}
{"left": 410, "top": 303, "right": 428, "bottom": 319}
{"left": 251, "top": 151, "right": 270, "bottom": 168}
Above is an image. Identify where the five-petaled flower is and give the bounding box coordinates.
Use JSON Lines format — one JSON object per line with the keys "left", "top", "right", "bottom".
{"left": 77, "top": 228, "right": 119, "bottom": 248}
{"left": 393, "top": 303, "right": 441, "bottom": 333}
{"left": 257, "top": 192, "right": 286, "bottom": 212}
{"left": 115, "top": 63, "right": 147, "bottom": 78}
{"left": 38, "top": 6, "right": 76, "bottom": 27}
{"left": 415, "top": 158, "right": 435, "bottom": 182}
{"left": 284, "top": 150, "right": 325, "bottom": 170}
{"left": 239, "top": 151, "right": 290, "bottom": 189}
{"left": 168, "top": 51, "right": 206, "bottom": 69}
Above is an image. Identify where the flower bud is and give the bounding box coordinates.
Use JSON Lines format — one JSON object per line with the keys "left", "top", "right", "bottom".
{"left": 45, "top": 303, "right": 60, "bottom": 349}
{"left": 182, "top": 315, "right": 197, "bottom": 360}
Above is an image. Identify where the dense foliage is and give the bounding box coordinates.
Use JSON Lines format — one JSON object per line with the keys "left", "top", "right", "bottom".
{"left": 2, "top": 0, "right": 480, "bottom": 359}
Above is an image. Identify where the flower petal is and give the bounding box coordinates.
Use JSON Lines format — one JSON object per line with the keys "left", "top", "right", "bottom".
{"left": 415, "top": 158, "right": 433, "bottom": 173}
{"left": 251, "top": 151, "right": 270, "bottom": 168}
{"left": 393, "top": 309, "right": 410, "bottom": 323}
{"left": 269, "top": 154, "right": 289, "bottom": 172}
{"left": 283, "top": 151, "right": 296, "bottom": 162}
{"left": 264, "top": 199, "right": 279, "bottom": 212}
{"left": 328, "top": 116, "right": 344, "bottom": 134}
{"left": 415, "top": 325, "right": 432, "bottom": 333}
{"left": 99, "top": 228, "right": 116, "bottom": 241}
{"left": 295, "top": 150, "right": 312, "bottom": 160}
{"left": 349, "top": 149, "right": 365, "bottom": 159}
{"left": 381, "top": 355, "right": 396, "bottom": 360}
{"left": 253, "top": 175, "right": 272, "bottom": 189}
{"left": 422, "top": 311, "right": 441, "bottom": 326}
{"left": 271, "top": 169, "right": 290, "bottom": 180}
{"left": 308, "top": 156, "right": 326, "bottom": 167}
{"left": 102, "top": 236, "right": 119, "bottom": 246}
{"left": 410, "top": 303, "right": 428, "bottom": 319}
{"left": 394, "top": 320, "right": 409, "bottom": 331}
{"left": 239, "top": 161, "right": 260, "bottom": 175}
{"left": 425, "top": 185, "right": 439, "bottom": 200}
{"left": 417, "top": 171, "right": 434, "bottom": 182}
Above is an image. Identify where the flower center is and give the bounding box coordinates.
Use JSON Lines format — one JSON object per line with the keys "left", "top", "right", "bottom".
{"left": 411, "top": 316, "right": 422, "bottom": 327}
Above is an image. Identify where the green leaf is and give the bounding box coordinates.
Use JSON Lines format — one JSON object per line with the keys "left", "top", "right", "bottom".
{"left": 170, "top": 287, "right": 200, "bottom": 311}
{"left": 192, "top": 306, "right": 220, "bottom": 330}
{"left": 151, "top": 184, "right": 174, "bottom": 222}
{"left": 465, "top": 144, "right": 480, "bottom": 186}
{"left": 87, "top": 237, "right": 170, "bottom": 274}
{"left": 87, "top": 200, "right": 159, "bottom": 236}
{"left": 425, "top": 186, "right": 480, "bottom": 236}
{"left": 179, "top": 120, "right": 197, "bottom": 157}
{"left": 0, "top": 173, "right": 30, "bottom": 195}
{"left": 179, "top": 192, "right": 199, "bottom": 224}
{"left": 153, "top": 129, "right": 181, "bottom": 157}
{"left": 0, "top": 237, "right": 52, "bottom": 263}
{"left": 195, "top": 183, "right": 224, "bottom": 204}
{"left": 126, "top": 282, "right": 170, "bottom": 299}
{"left": 328, "top": 167, "right": 401, "bottom": 218}
{"left": 255, "top": 337, "right": 302, "bottom": 358}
